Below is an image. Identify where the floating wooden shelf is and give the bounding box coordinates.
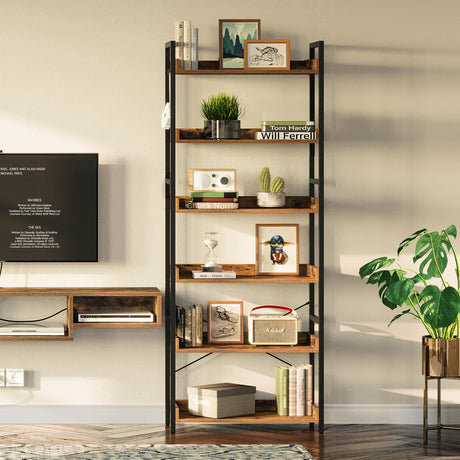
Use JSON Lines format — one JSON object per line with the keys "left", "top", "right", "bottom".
{"left": 175, "top": 264, "right": 319, "bottom": 283}
{"left": 175, "top": 399, "right": 319, "bottom": 423}
{"left": 176, "top": 332, "right": 319, "bottom": 353}
{"left": 175, "top": 59, "right": 319, "bottom": 75}
{"left": 0, "top": 287, "right": 162, "bottom": 340}
{"left": 176, "top": 196, "right": 319, "bottom": 213}
{"left": 176, "top": 128, "right": 319, "bottom": 143}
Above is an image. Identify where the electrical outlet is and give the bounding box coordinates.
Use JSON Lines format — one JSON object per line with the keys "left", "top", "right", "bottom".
{"left": 0, "top": 369, "right": 4, "bottom": 387}
{"left": 6, "top": 369, "right": 24, "bottom": 387}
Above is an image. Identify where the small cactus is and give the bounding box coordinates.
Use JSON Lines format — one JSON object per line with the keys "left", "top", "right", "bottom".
{"left": 259, "top": 167, "right": 271, "bottom": 193}
{"left": 270, "top": 176, "right": 285, "bottom": 193}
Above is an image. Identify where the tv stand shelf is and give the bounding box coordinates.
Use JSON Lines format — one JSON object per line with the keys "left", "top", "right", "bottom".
{"left": 0, "top": 287, "right": 161, "bottom": 340}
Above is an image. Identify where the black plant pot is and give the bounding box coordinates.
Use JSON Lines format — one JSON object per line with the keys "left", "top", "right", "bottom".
{"left": 204, "top": 120, "right": 240, "bottom": 140}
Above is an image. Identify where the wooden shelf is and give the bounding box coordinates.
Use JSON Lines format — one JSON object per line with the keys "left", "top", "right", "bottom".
{"left": 176, "top": 399, "right": 319, "bottom": 423}
{"left": 175, "top": 59, "right": 319, "bottom": 75}
{"left": 176, "top": 332, "right": 319, "bottom": 353}
{"left": 176, "top": 196, "right": 319, "bottom": 213}
{"left": 176, "top": 128, "right": 319, "bottom": 143}
{"left": 0, "top": 287, "right": 162, "bottom": 339}
{"left": 176, "top": 264, "right": 319, "bottom": 284}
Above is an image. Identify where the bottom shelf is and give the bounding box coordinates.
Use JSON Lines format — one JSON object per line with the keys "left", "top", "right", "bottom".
{"left": 175, "top": 399, "right": 319, "bottom": 423}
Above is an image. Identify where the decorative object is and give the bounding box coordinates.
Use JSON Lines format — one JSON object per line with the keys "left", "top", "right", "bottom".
{"left": 201, "top": 93, "right": 243, "bottom": 139}
{"left": 207, "top": 301, "right": 243, "bottom": 344}
{"left": 245, "top": 40, "right": 290, "bottom": 70}
{"left": 0, "top": 444, "right": 315, "bottom": 459}
{"left": 202, "top": 232, "right": 221, "bottom": 272}
{"left": 189, "top": 169, "right": 236, "bottom": 192}
{"left": 187, "top": 382, "right": 256, "bottom": 418}
{"left": 219, "top": 19, "right": 261, "bottom": 69}
{"left": 257, "top": 167, "right": 286, "bottom": 208}
{"left": 248, "top": 305, "right": 298, "bottom": 345}
{"left": 256, "top": 224, "right": 299, "bottom": 275}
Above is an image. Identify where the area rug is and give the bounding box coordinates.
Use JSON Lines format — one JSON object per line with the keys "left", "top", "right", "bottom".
{"left": 0, "top": 444, "right": 315, "bottom": 459}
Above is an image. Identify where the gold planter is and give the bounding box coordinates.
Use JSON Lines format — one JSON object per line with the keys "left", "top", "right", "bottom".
{"left": 422, "top": 336, "right": 460, "bottom": 377}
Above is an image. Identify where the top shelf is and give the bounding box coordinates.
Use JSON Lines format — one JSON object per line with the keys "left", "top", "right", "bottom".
{"left": 175, "top": 59, "right": 319, "bottom": 75}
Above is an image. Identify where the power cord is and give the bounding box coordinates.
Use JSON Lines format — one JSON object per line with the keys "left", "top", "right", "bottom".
{"left": 0, "top": 307, "right": 67, "bottom": 323}
{"left": 0, "top": 262, "right": 3, "bottom": 278}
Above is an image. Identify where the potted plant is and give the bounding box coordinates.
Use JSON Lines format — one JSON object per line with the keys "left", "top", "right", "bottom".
{"left": 200, "top": 93, "right": 243, "bottom": 140}
{"left": 257, "top": 167, "right": 286, "bottom": 208}
{"left": 359, "top": 225, "right": 460, "bottom": 377}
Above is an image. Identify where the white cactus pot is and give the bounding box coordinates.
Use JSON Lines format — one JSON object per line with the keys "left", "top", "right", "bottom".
{"left": 257, "top": 192, "right": 286, "bottom": 208}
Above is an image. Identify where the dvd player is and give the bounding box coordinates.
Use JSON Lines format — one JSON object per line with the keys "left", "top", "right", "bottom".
{"left": 0, "top": 322, "right": 65, "bottom": 335}
{"left": 78, "top": 311, "right": 155, "bottom": 323}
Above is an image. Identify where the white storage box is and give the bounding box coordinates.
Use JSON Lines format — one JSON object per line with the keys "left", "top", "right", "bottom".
{"left": 187, "top": 382, "right": 256, "bottom": 418}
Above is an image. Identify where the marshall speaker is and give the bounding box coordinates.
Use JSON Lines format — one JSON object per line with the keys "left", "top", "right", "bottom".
{"left": 248, "top": 305, "right": 298, "bottom": 346}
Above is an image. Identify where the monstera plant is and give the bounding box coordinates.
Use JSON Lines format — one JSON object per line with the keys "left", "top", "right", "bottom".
{"left": 359, "top": 225, "right": 460, "bottom": 339}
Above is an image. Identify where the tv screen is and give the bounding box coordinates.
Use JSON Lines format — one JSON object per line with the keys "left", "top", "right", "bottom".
{"left": 0, "top": 154, "right": 98, "bottom": 262}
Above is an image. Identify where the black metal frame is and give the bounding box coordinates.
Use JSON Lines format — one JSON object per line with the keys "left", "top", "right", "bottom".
{"left": 165, "top": 40, "right": 324, "bottom": 434}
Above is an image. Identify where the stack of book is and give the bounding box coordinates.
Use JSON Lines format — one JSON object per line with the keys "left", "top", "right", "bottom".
{"left": 275, "top": 364, "right": 313, "bottom": 416}
{"left": 256, "top": 121, "right": 316, "bottom": 141}
{"left": 174, "top": 21, "right": 198, "bottom": 70}
{"left": 176, "top": 305, "right": 203, "bottom": 348}
{"left": 185, "top": 191, "right": 239, "bottom": 210}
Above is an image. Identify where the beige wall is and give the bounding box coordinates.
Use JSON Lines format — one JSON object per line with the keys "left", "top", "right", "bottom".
{"left": 1, "top": 0, "right": 460, "bottom": 422}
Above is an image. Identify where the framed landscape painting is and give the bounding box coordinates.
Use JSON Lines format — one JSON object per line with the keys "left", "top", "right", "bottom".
{"left": 255, "top": 223, "right": 299, "bottom": 275}
{"left": 219, "top": 19, "right": 261, "bottom": 69}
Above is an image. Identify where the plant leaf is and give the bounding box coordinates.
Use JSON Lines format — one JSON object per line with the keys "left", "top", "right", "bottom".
{"left": 385, "top": 279, "right": 415, "bottom": 306}
{"left": 379, "top": 271, "right": 404, "bottom": 310}
{"left": 445, "top": 224, "right": 457, "bottom": 238}
{"left": 413, "top": 232, "right": 451, "bottom": 278}
{"left": 397, "top": 228, "right": 427, "bottom": 257}
{"left": 419, "top": 285, "right": 460, "bottom": 329}
{"left": 388, "top": 309, "right": 411, "bottom": 327}
{"left": 359, "top": 257, "right": 395, "bottom": 278}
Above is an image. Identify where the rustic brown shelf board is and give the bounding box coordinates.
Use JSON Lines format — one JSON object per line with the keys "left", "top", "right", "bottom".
{"left": 0, "top": 336, "right": 73, "bottom": 341}
{"left": 176, "top": 332, "right": 319, "bottom": 353}
{"left": 0, "top": 287, "right": 161, "bottom": 296}
{"left": 175, "top": 399, "right": 319, "bottom": 423}
{"left": 176, "top": 59, "right": 319, "bottom": 75}
{"left": 176, "top": 264, "right": 319, "bottom": 284}
{"left": 176, "top": 128, "right": 318, "bottom": 144}
{"left": 176, "top": 196, "right": 319, "bottom": 213}
{"left": 73, "top": 322, "right": 161, "bottom": 328}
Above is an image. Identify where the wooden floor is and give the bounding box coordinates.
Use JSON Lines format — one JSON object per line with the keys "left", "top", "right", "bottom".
{"left": 0, "top": 424, "right": 459, "bottom": 459}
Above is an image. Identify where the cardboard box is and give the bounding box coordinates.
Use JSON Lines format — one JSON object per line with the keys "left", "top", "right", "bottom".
{"left": 187, "top": 382, "right": 256, "bottom": 418}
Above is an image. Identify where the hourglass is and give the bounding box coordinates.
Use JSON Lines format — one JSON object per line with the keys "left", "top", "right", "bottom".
{"left": 202, "top": 232, "right": 222, "bottom": 272}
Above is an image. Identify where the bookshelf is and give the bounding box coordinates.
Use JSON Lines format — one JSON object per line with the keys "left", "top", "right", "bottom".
{"left": 165, "top": 40, "right": 324, "bottom": 433}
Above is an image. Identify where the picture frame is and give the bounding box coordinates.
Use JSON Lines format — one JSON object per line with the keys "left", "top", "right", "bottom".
{"left": 207, "top": 301, "right": 244, "bottom": 344}
{"left": 244, "top": 40, "right": 290, "bottom": 70}
{"left": 255, "top": 223, "right": 299, "bottom": 275}
{"left": 219, "top": 19, "right": 261, "bottom": 69}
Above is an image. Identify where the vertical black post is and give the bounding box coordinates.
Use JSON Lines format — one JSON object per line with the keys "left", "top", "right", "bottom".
{"left": 310, "top": 40, "right": 325, "bottom": 434}
{"left": 165, "top": 41, "right": 176, "bottom": 433}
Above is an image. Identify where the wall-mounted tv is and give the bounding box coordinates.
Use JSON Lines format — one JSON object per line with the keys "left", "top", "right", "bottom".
{"left": 0, "top": 154, "right": 98, "bottom": 262}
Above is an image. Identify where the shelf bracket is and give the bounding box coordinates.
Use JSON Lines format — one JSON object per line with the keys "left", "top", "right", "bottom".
{"left": 265, "top": 353, "right": 293, "bottom": 367}
{"left": 175, "top": 353, "right": 213, "bottom": 373}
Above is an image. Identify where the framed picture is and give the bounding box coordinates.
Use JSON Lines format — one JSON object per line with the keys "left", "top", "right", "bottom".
{"left": 255, "top": 224, "right": 299, "bottom": 275}
{"left": 207, "top": 301, "right": 244, "bottom": 344}
{"left": 219, "top": 19, "right": 261, "bottom": 69}
{"left": 244, "top": 40, "right": 290, "bottom": 70}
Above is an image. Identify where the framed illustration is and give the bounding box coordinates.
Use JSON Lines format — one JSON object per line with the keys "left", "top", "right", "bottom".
{"left": 207, "top": 301, "right": 244, "bottom": 344}
{"left": 244, "top": 40, "right": 290, "bottom": 70}
{"left": 255, "top": 224, "right": 299, "bottom": 275}
{"left": 219, "top": 19, "right": 261, "bottom": 69}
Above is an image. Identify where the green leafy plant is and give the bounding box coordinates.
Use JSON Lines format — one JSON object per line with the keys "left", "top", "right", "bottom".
{"left": 200, "top": 93, "right": 243, "bottom": 120}
{"left": 359, "top": 225, "right": 460, "bottom": 339}
{"left": 258, "top": 167, "right": 285, "bottom": 193}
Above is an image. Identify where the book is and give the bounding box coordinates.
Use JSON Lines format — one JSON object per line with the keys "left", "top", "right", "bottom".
{"left": 192, "top": 270, "right": 236, "bottom": 279}
{"left": 195, "top": 304, "right": 203, "bottom": 347}
{"left": 184, "top": 307, "right": 192, "bottom": 347}
{"left": 262, "top": 124, "right": 315, "bottom": 133}
{"left": 191, "top": 305, "right": 197, "bottom": 347}
{"left": 256, "top": 131, "right": 317, "bottom": 141}
{"left": 176, "top": 306, "right": 185, "bottom": 346}
{"left": 183, "top": 20, "right": 191, "bottom": 70}
{"left": 192, "top": 197, "right": 238, "bottom": 203}
{"left": 288, "top": 367, "right": 297, "bottom": 416}
{"left": 193, "top": 202, "right": 239, "bottom": 210}
{"left": 262, "top": 120, "right": 311, "bottom": 126}
{"left": 191, "top": 27, "right": 198, "bottom": 70}
{"left": 174, "top": 21, "right": 184, "bottom": 64}
{"left": 306, "top": 364, "right": 313, "bottom": 416}
{"left": 296, "top": 366, "right": 306, "bottom": 416}
{"left": 189, "top": 191, "right": 239, "bottom": 198}
{"left": 276, "top": 366, "right": 289, "bottom": 416}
